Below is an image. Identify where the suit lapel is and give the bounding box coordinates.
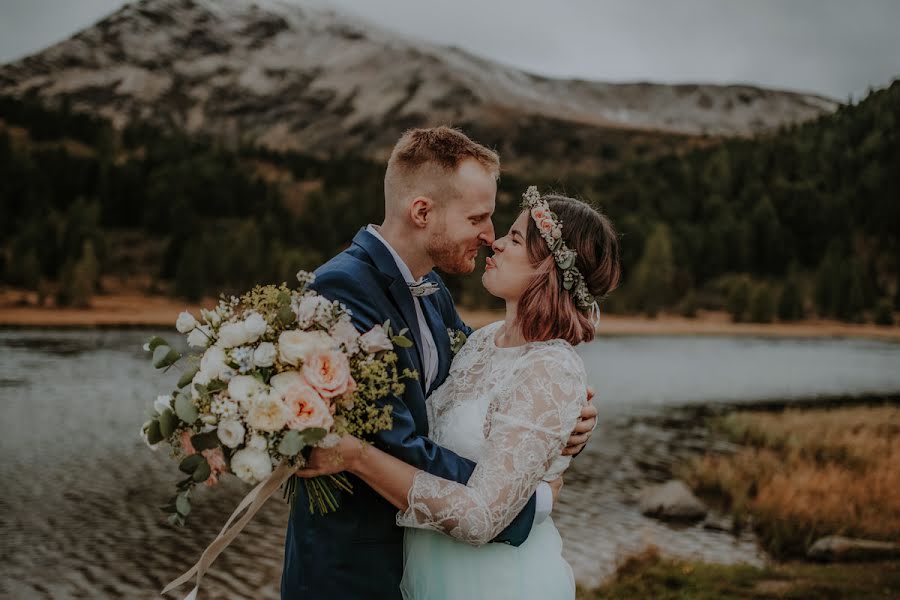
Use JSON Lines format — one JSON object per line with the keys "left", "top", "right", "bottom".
{"left": 351, "top": 229, "right": 427, "bottom": 389}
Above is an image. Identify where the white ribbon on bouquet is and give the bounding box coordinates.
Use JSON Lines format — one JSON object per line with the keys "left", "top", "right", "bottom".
{"left": 161, "top": 460, "right": 297, "bottom": 599}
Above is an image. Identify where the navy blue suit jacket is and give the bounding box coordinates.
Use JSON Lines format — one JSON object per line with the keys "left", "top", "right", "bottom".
{"left": 281, "top": 229, "right": 537, "bottom": 599}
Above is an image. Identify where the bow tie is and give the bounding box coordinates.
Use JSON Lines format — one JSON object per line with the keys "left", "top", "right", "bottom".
{"left": 408, "top": 278, "right": 439, "bottom": 297}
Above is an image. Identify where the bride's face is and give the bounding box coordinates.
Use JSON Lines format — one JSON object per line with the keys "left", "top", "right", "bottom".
{"left": 482, "top": 211, "right": 538, "bottom": 302}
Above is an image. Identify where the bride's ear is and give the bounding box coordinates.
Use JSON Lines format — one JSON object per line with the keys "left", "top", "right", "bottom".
{"left": 410, "top": 196, "right": 434, "bottom": 228}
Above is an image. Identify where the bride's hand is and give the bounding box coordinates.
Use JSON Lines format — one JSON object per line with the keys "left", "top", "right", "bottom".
{"left": 294, "top": 435, "right": 364, "bottom": 478}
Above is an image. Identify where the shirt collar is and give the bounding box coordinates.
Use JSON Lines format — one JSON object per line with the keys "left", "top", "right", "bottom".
{"left": 366, "top": 224, "right": 423, "bottom": 286}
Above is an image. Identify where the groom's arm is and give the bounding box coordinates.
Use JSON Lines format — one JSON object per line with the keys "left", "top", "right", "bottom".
{"left": 311, "top": 269, "right": 536, "bottom": 546}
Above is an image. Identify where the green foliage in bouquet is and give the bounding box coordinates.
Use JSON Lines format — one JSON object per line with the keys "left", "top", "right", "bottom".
{"left": 141, "top": 272, "right": 416, "bottom": 525}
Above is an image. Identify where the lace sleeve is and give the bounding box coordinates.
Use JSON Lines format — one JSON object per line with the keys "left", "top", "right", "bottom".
{"left": 396, "top": 345, "right": 585, "bottom": 546}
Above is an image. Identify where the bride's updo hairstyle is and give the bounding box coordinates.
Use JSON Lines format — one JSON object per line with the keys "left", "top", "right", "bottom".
{"left": 516, "top": 195, "right": 620, "bottom": 345}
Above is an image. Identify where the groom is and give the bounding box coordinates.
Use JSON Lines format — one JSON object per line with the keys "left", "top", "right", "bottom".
{"left": 281, "top": 126, "right": 598, "bottom": 599}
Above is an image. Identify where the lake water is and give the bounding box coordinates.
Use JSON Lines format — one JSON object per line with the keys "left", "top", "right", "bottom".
{"left": 1, "top": 329, "right": 899, "bottom": 597}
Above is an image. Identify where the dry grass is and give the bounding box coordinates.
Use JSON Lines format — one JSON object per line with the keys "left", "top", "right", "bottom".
{"left": 680, "top": 405, "right": 900, "bottom": 557}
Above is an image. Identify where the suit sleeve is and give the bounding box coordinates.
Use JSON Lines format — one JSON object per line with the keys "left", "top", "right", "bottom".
{"left": 310, "top": 268, "right": 535, "bottom": 545}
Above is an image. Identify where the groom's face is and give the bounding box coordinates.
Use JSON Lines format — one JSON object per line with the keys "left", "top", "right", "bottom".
{"left": 426, "top": 160, "right": 497, "bottom": 274}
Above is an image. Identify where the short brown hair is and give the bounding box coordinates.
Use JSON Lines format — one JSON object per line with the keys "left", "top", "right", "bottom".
{"left": 516, "top": 195, "right": 621, "bottom": 345}
{"left": 388, "top": 126, "right": 500, "bottom": 175}
{"left": 384, "top": 127, "right": 500, "bottom": 214}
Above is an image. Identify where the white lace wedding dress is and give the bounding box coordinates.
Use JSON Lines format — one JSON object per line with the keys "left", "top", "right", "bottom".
{"left": 397, "top": 321, "right": 585, "bottom": 600}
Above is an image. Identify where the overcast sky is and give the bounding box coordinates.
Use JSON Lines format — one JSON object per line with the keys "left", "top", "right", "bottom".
{"left": 1, "top": 0, "right": 898, "bottom": 100}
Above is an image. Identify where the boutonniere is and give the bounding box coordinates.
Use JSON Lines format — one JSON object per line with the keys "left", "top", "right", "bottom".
{"left": 447, "top": 328, "right": 468, "bottom": 356}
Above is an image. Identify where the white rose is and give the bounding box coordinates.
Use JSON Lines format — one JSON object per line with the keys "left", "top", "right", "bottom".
{"left": 154, "top": 394, "right": 173, "bottom": 414}
{"left": 253, "top": 342, "right": 277, "bottom": 367}
{"left": 293, "top": 295, "right": 329, "bottom": 327}
{"left": 217, "top": 419, "right": 246, "bottom": 449}
{"left": 247, "top": 389, "right": 289, "bottom": 432}
{"left": 227, "top": 375, "right": 266, "bottom": 409}
{"left": 243, "top": 312, "right": 267, "bottom": 343}
{"left": 200, "top": 346, "right": 230, "bottom": 380}
{"left": 217, "top": 321, "right": 250, "bottom": 348}
{"left": 330, "top": 319, "right": 360, "bottom": 353}
{"left": 359, "top": 325, "right": 393, "bottom": 353}
{"left": 230, "top": 448, "right": 272, "bottom": 484}
{"left": 269, "top": 370, "right": 306, "bottom": 395}
{"left": 200, "top": 413, "right": 218, "bottom": 426}
{"left": 247, "top": 433, "right": 268, "bottom": 451}
{"left": 187, "top": 325, "right": 211, "bottom": 348}
{"left": 278, "top": 330, "right": 335, "bottom": 366}
{"left": 176, "top": 311, "right": 198, "bottom": 333}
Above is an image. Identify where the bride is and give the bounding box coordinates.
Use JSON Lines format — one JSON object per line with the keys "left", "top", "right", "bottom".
{"left": 296, "top": 188, "right": 620, "bottom": 600}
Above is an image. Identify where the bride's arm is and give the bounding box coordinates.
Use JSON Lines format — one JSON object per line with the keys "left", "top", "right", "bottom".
{"left": 297, "top": 347, "right": 584, "bottom": 546}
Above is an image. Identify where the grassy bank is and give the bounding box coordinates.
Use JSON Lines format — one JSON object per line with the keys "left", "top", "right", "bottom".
{"left": 578, "top": 547, "right": 900, "bottom": 599}
{"left": 581, "top": 403, "right": 900, "bottom": 598}
{"left": 679, "top": 405, "right": 900, "bottom": 558}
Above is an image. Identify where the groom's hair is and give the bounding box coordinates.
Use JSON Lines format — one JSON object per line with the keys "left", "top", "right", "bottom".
{"left": 384, "top": 126, "right": 499, "bottom": 216}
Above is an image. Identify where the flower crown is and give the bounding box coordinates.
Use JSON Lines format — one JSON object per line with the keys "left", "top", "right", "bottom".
{"left": 521, "top": 186, "right": 597, "bottom": 311}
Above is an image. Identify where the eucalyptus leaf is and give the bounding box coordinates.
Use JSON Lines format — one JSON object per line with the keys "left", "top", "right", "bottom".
{"left": 277, "top": 305, "right": 295, "bottom": 326}
{"left": 207, "top": 379, "right": 227, "bottom": 393}
{"left": 146, "top": 336, "right": 168, "bottom": 352}
{"left": 179, "top": 454, "right": 205, "bottom": 474}
{"left": 190, "top": 430, "right": 219, "bottom": 452}
{"left": 563, "top": 279, "right": 574, "bottom": 291}
{"left": 558, "top": 254, "right": 576, "bottom": 270}
{"left": 192, "top": 459, "right": 211, "bottom": 483}
{"left": 167, "top": 513, "right": 185, "bottom": 527}
{"left": 158, "top": 409, "right": 177, "bottom": 438}
{"left": 146, "top": 419, "right": 163, "bottom": 445}
{"left": 177, "top": 365, "right": 200, "bottom": 389}
{"left": 152, "top": 345, "right": 181, "bottom": 369}
{"left": 277, "top": 290, "right": 291, "bottom": 306}
{"left": 392, "top": 335, "right": 413, "bottom": 348}
{"left": 277, "top": 430, "right": 304, "bottom": 456}
{"left": 175, "top": 493, "right": 191, "bottom": 516}
{"left": 174, "top": 394, "right": 199, "bottom": 424}
{"left": 300, "top": 428, "right": 328, "bottom": 446}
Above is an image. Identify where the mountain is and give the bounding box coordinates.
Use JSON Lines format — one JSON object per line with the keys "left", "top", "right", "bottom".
{"left": 0, "top": 0, "right": 838, "bottom": 173}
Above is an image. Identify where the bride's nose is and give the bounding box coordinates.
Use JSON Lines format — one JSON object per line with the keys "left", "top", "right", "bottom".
{"left": 491, "top": 237, "right": 506, "bottom": 253}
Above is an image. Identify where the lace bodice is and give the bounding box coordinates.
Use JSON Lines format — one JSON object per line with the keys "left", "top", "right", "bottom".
{"left": 396, "top": 321, "right": 586, "bottom": 546}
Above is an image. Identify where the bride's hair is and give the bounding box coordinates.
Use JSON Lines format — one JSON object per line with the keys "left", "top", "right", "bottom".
{"left": 516, "top": 195, "right": 620, "bottom": 345}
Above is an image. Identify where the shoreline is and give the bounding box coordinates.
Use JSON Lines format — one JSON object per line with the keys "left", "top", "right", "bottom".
{"left": 1, "top": 290, "right": 899, "bottom": 340}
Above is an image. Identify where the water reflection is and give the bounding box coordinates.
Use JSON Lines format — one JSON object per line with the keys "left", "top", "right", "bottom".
{"left": 1, "top": 329, "right": 898, "bottom": 597}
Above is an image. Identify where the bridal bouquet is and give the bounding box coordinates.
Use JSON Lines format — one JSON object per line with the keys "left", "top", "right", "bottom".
{"left": 141, "top": 271, "right": 414, "bottom": 526}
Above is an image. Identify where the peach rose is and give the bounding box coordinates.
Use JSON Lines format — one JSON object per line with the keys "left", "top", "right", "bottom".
{"left": 302, "top": 349, "right": 356, "bottom": 399}
{"left": 180, "top": 430, "right": 196, "bottom": 455}
{"left": 539, "top": 218, "right": 554, "bottom": 235}
{"left": 202, "top": 447, "right": 228, "bottom": 487}
{"left": 531, "top": 206, "right": 547, "bottom": 221}
{"left": 283, "top": 382, "right": 334, "bottom": 431}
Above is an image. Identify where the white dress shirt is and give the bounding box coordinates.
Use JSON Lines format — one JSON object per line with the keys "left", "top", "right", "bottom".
{"left": 365, "top": 224, "right": 553, "bottom": 524}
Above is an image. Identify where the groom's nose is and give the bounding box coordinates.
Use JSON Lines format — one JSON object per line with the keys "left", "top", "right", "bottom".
{"left": 478, "top": 224, "right": 495, "bottom": 246}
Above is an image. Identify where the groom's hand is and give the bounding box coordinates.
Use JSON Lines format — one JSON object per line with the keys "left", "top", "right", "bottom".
{"left": 562, "top": 386, "right": 597, "bottom": 456}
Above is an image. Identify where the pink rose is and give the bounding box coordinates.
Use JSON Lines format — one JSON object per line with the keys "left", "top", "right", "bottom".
{"left": 180, "top": 430, "right": 196, "bottom": 456}
{"left": 201, "top": 447, "right": 228, "bottom": 487}
{"left": 284, "top": 381, "right": 335, "bottom": 431}
{"left": 531, "top": 206, "right": 547, "bottom": 221}
{"left": 539, "top": 218, "right": 554, "bottom": 235}
{"left": 302, "top": 349, "right": 356, "bottom": 398}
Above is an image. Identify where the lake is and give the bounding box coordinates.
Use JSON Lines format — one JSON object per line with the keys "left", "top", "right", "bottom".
{"left": 1, "top": 329, "right": 899, "bottom": 597}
